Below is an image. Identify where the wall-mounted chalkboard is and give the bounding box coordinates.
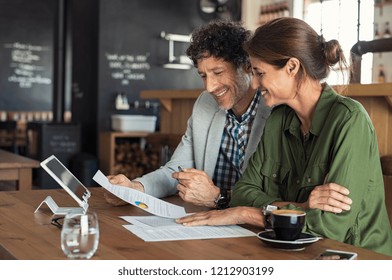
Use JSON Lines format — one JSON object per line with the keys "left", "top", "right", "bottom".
{"left": 0, "top": 0, "right": 221, "bottom": 157}
{"left": 27, "top": 122, "right": 81, "bottom": 188}
{"left": 0, "top": 0, "right": 55, "bottom": 111}
{"left": 97, "top": 0, "right": 205, "bottom": 131}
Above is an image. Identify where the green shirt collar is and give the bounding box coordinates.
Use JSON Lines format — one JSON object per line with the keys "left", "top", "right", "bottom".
{"left": 284, "top": 83, "right": 339, "bottom": 138}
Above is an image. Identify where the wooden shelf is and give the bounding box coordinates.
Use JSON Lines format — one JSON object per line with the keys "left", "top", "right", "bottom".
{"left": 333, "top": 83, "right": 392, "bottom": 108}
{"left": 333, "top": 83, "right": 392, "bottom": 96}
{"left": 99, "top": 131, "right": 151, "bottom": 175}
{"left": 140, "top": 89, "right": 202, "bottom": 134}
{"left": 98, "top": 131, "right": 182, "bottom": 177}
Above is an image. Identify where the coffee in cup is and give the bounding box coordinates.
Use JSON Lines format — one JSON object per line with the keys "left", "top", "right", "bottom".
{"left": 271, "top": 209, "right": 306, "bottom": 241}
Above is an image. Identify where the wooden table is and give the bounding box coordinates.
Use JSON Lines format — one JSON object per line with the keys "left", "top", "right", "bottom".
{"left": 0, "top": 149, "right": 40, "bottom": 191}
{"left": 0, "top": 188, "right": 390, "bottom": 260}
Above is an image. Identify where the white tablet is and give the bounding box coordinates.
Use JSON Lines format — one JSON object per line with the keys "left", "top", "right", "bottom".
{"left": 40, "top": 155, "right": 90, "bottom": 212}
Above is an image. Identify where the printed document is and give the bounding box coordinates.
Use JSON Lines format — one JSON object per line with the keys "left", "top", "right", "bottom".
{"left": 93, "top": 170, "right": 255, "bottom": 242}
{"left": 120, "top": 216, "right": 256, "bottom": 242}
{"left": 93, "top": 170, "right": 187, "bottom": 218}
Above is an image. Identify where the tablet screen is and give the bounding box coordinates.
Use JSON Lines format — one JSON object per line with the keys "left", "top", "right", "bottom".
{"left": 41, "top": 155, "right": 90, "bottom": 206}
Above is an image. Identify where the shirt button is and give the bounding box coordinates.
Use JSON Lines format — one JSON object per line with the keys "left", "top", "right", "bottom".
{"left": 272, "top": 173, "right": 277, "bottom": 178}
{"left": 307, "top": 177, "right": 311, "bottom": 183}
{"left": 296, "top": 180, "right": 300, "bottom": 184}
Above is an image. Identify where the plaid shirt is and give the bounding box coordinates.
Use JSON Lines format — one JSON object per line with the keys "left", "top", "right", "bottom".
{"left": 213, "top": 90, "right": 261, "bottom": 191}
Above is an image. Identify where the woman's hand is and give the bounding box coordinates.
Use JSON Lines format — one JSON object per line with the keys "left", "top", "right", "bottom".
{"left": 176, "top": 206, "right": 265, "bottom": 227}
{"left": 305, "top": 182, "right": 352, "bottom": 213}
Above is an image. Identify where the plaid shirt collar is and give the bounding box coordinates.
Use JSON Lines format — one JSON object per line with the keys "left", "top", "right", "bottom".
{"left": 226, "top": 90, "right": 261, "bottom": 124}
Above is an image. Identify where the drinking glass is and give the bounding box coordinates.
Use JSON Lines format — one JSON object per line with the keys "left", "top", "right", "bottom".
{"left": 60, "top": 211, "right": 99, "bottom": 259}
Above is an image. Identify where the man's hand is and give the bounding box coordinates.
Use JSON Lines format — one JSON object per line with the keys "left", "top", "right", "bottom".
{"left": 172, "top": 168, "right": 220, "bottom": 208}
{"left": 107, "top": 174, "right": 133, "bottom": 188}
{"left": 176, "top": 207, "right": 264, "bottom": 227}
{"left": 103, "top": 174, "right": 145, "bottom": 206}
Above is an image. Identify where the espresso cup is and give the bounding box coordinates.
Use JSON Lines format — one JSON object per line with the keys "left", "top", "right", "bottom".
{"left": 271, "top": 209, "right": 306, "bottom": 241}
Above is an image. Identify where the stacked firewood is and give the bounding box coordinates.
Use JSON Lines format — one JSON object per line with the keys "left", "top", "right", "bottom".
{"left": 113, "top": 140, "right": 161, "bottom": 179}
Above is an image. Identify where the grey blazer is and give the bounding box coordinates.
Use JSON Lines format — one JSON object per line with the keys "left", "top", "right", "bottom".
{"left": 136, "top": 90, "right": 271, "bottom": 198}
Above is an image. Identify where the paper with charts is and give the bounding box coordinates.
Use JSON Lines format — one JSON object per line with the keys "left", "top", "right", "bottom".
{"left": 93, "top": 170, "right": 187, "bottom": 218}
{"left": 120, "top": 216, "right": 256, "bottom": 242}
{"left": 93, "top": 170, "right": 256, "bottom": 242}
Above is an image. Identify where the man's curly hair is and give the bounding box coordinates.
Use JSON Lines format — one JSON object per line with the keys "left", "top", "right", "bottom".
{"left": 186, "top": 20, "right": 251, "bottom": 69}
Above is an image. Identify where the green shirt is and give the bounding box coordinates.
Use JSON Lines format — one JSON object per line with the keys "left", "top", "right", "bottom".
{"left": 231, "top": 84, "right": 392, "bottom": 256}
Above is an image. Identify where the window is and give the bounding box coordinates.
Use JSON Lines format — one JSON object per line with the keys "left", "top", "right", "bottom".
{"left": 304, "top": 0, "right": 375, "bottom": 84}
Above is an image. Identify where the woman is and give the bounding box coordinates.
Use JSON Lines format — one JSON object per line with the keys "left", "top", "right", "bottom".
{"left": 177, "top": 17, "right": 392, "bottom": 256}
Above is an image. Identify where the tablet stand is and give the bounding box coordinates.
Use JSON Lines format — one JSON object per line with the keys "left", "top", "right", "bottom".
{"left": 34, "top": 196, "right": 86, "bottom": 215}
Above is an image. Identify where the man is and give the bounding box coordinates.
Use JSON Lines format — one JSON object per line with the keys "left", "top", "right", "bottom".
{"left": 106, "top": 20, "right": 271, "bottom": 208}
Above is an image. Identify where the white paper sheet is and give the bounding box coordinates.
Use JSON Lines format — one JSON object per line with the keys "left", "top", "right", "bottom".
{"left": 121, "top": 215, "right": 179, "bottom": 228}
{"left": 121, "top": 215, "right": 256, "bottom": 242}
{"left": 93, "top": 170, "right": 187, "bottom": 218}
{"left": 94, "top": 171, "right": 256, "bottom": 242}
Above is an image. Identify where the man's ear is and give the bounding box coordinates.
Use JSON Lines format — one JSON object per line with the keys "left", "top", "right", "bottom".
{"left": 242, "top": 63, "right": 253, "bottom": 74}
{"left": 286, "top": 58, "right": 300, "bottom": 76}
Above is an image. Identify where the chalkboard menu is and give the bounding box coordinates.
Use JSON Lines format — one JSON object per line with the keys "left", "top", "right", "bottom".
{"left": 27, "top": 122, "right": 81, "bottom": 189}
{"left": 0, "top": 0, "right": 55, "bottom": 110}
{"left": 97, "top": 0, "right": 205, "bottom": 131}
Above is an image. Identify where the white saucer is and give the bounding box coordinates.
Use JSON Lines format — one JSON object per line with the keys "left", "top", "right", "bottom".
{"left": 257, "top": 230, "right": 320, "bottom": 251}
